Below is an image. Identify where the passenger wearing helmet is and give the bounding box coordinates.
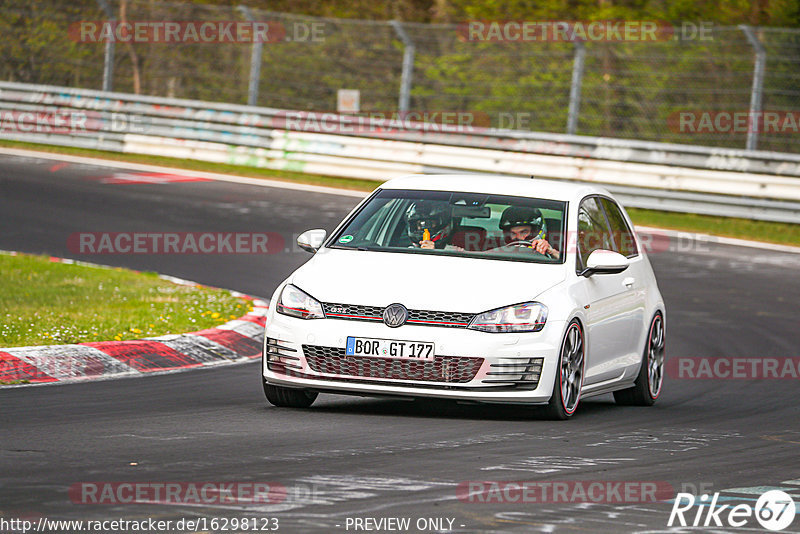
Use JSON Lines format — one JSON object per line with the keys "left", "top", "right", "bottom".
{"left": 406, "top": 200, "right": 456, "bottom": 250}
{"left": 499, "top": 206, "right": 560, "bottom": 258}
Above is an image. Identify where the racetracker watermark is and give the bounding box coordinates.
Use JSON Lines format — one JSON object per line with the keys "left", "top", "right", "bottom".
{"left": 0, "top": 111, "right": 150, "bottom": 134}
{"left": 276, "top": 110, "right": 490, "bottom": 134}
{"left": 69, "top": 482, "right": 286, "bottom": 505}
{"left": 669, "top": 111, "right": 800, "bottom": 134}
{"left": 0, "top": 111, "right": 87, "bottom": 134}
{"left": 458, "top": 20, "right": 713, "bottom": 42}
{"left": 666, "top": 357, "right": 800, "bottom": 379}
{"left": 69, "top": 21, "right": 326, "bottom": 43}
{"left": 457, "top": 481, "right": 674, "bottom": 503}
{"left": 67, "top": 232, "right": 284, "bottom": 255}
{"left": 537, "top": 229, "right": 720, "bottom": 255}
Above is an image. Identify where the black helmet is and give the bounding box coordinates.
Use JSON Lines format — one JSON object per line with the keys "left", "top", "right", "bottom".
{"left": 406, "top": 200, "right": 452, "bottom": 246}
{"left": 500, "top": 206, "right": 545, "bottom": 241}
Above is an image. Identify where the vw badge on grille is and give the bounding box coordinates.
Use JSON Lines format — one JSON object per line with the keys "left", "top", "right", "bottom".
{"left": 383, "top": 303, "right": 408, "bottom": 328}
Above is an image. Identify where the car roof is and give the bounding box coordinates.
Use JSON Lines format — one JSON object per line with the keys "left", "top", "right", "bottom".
{"left": 379, "top": 174, "right": 609, "bottom": 202}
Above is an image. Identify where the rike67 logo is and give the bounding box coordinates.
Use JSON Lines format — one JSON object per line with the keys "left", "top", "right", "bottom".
{"left": 669, "top": 490, "right": 796, "bottom": 531}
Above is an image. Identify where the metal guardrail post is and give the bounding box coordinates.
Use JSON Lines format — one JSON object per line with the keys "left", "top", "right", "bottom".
{"left": 740, "top": 25, "right": 766, "bottom": 152}
{"left": 390, "top": 20, "right": 415, "bottom": 114}
{"left": 96, "top": 0, "right": 115, "bottom": 92}
{"left": 566, "top": 40, "right": 586, "bottom": 135}
{"left": 238, "top": 6, "right": 264, "bottom": 107}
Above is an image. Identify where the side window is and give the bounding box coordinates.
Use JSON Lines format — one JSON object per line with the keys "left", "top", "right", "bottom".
{"left": 577, "top": 197, "right": 613, "bottom": 268}
{"left": 599, "top": 198, "right": 638, "bottom": 257}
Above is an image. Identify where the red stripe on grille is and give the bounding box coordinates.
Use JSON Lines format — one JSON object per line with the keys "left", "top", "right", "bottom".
{"left": 407, "top": 319, "right": 469, "bottom": 326}
{"left": 326, "top": 313, "right": 382, "bottom": 320}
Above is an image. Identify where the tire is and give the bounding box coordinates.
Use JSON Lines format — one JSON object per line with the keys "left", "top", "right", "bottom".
{"left": 544, "top": 320, "right": 585, "bottom": 420}
{"left": 263, "top": 381, "right": 318, "bottom": 408}
{"left": 261, "top": 349, "right": 318, "bottom": 408}
{"left": 614, "top": 312, "right": 665, "bottom": 406}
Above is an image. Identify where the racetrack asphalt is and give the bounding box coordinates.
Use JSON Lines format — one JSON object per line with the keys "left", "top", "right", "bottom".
{"left": 1, "top": 152, "right": 799, "bottom": 533}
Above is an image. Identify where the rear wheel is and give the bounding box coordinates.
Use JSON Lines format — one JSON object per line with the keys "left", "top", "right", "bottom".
{"left": 263, "top": 381, "right": 318, "bottom": 408}
{"left": 544, "top": 320, "right": 584, "bottom": 420}
{"left": 614, "top": 312, "right": 665, "bottom": 406}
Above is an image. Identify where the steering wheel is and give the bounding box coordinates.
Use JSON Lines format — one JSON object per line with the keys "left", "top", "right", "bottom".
{"left": 486, "top": 240, "right": 550, "bottom": 257}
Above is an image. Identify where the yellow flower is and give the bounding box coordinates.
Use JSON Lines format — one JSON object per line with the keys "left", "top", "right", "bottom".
{"left": 130, "top": 328, "right": 141, "bottom": 334}
{"left": 211, "top": 312, "right": 220, "bottom": 319}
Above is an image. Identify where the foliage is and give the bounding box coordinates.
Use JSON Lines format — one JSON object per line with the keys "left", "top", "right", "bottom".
{"left": 1, "top": 0, "right": 799, "bottom": 151}
{"left": 0, "top": 253, "right": 249, "bottom": 347}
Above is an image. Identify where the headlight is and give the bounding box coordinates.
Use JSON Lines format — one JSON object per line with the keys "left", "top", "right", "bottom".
{"left": 276, "top": 284, "right": 325, "bottom": 319}
{"left": 468, "top": 302, "right": 548, "bottom": 333}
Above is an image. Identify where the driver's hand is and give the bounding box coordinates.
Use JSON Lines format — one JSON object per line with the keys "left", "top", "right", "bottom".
{"left": 531, "top": 239, "right": 553, "bottom": 255}
{"left": 419, "top": 240, "right": 435, "bottom": 249}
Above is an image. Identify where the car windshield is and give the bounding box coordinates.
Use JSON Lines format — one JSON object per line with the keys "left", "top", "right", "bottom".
{"left": 329, "top": 189, "right": 567, "bottom": 264}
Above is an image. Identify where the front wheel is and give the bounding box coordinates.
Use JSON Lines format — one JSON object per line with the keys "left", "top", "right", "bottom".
{"left": 614, "top": 312, "right": 665, "bottom": 406}
{"left": 544, "top": 320, "right": 585, "bottom": 420}
{"left": 263, "top": 381, "right": 318, "bottom": 408}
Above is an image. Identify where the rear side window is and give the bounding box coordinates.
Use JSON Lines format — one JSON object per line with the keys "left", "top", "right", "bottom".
{"left": 577, "top": 197, "right": 613, "bottom": 268}
{"left": 599, "top": 198, "right": 638, "bottom": 257}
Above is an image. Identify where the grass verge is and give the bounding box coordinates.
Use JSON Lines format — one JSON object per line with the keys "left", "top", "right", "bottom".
{"left": 1, "top": 139, "right": 798, "bottom": 247}
{"left": 627, "top": 208, "right": 800, "bottom": 247}
{"left": 0, "top": 253, "right": 252, "bottom": 348}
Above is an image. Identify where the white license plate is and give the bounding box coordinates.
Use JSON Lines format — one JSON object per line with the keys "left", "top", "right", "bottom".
{"left": 345, "top": 336, "right": 435, "bottom": 360}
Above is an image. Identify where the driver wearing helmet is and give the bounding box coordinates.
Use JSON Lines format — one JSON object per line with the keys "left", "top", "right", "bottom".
{"left": 499, "top": 206, "right": 560, "bottom": 259}
{"left": 406, "top": 200, "right": 459, "bottom": 250}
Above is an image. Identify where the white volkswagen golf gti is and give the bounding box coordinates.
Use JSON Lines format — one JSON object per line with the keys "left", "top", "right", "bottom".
{"left": 262, "top": 175, "right": 665, "bottom": 419}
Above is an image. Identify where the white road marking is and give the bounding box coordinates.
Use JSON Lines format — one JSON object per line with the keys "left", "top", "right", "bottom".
{"left": 481, "top": 456, "right": 635, "bottom": 474}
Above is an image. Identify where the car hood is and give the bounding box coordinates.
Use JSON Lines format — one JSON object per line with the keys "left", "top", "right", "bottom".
{"left": 291, "top": 248, "right": 566, "bottom": 313}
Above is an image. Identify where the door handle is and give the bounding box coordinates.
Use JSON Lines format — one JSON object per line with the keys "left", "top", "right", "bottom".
{"left": 623, "top": 277, "right": 635, "bottom": 288}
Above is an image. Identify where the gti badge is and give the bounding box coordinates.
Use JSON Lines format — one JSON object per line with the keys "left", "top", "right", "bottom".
{"left": 383, "top": 303, "right": 408, "bottom": 328}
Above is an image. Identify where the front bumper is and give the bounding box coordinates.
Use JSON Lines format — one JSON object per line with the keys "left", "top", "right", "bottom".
{"left": 263, "top": 313, "right": 565, "bottom": 405}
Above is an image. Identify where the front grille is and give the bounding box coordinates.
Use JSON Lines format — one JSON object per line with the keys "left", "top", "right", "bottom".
{"left": 408, "top": 309, "right": 475, "bottom": 326}
{"left": 302, "top": 345, "right": 483, "bottom": 383}
{"left": 321, "top": 303, "right": 383, "bottom": 322}
{"left": 322, "top": 302, "right": 475, "bottom": 328}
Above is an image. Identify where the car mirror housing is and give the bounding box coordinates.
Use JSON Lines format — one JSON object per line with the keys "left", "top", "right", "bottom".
{"left": 581, "top": 249, "right": 630, "bottom": 277}
{"left": 297, "top": 229, "right": 327, "bottom": 253}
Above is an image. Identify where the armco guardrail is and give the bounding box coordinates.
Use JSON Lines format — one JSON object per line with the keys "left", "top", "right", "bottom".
{"left": 1, "top": 81, "right": 799, "bottom": 223}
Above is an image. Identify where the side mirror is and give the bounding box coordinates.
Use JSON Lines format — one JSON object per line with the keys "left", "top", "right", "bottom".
{"left": 297, "top": 229, "right": 327, "bottom": 253}
{"left": 581, "top": 249, "right": 629, "bottom": 277}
